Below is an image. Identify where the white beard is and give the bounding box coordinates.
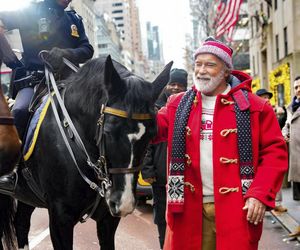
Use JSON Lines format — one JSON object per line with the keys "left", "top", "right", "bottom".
{"left": 193, "top": 69, "right": 225, "bottom": 95}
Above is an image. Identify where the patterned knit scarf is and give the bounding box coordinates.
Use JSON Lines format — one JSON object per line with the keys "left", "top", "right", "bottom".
{"left": 232, "top": 90, "right": 254, "bottom": 194}
{"left": 167, "top": 88, "right": 254, "bottom": 213}
{"left": 167, "top": 89, "right": 196, "bottom": 213}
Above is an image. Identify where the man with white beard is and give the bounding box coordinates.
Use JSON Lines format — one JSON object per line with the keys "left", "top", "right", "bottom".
{"left": 154, "top": 37, "right": 288, "bottom": 250}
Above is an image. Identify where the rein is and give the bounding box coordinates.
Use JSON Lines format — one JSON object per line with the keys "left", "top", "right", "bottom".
{"left": 0, "top": 116, "right": 14, "bottom": 125}
{"left": 97, "top": 106, "right": 151, "bottom": 175}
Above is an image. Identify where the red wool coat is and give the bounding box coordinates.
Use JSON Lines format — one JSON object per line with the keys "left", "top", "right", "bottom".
{"left": 155, "top": 70, "right": 288, "bottom": 250}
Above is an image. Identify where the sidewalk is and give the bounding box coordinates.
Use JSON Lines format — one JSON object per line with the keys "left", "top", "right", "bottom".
{"left": 270, "top": 187, "right": 300, "bottom": 241}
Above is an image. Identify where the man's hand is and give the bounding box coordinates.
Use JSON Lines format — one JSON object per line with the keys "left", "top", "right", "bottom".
{"left": 46, "top": 47, "right": 71, "bottom": 72}
{"left": 143, "top": 177, "right": 156, "bottom": 184}
{"left": 243, "top": 197, "right": 266, "bottom": 225}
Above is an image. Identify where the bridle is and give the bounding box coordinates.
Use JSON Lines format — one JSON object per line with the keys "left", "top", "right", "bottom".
{"left": 95, "top": 105, "right": 153, "bottom": 177}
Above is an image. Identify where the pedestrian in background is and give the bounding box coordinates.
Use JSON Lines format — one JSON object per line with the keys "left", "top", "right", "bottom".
{"left": 282, "top": 76, "right": 300, "bottom": 201}
{"left": 255, "top": 88, "right": 288, "bottom": 213}
{"left": 154, "top": 37, "right": 288, "bottom": 250}
{"left": 142, "top": 68, "right": 188, "bottom": 250}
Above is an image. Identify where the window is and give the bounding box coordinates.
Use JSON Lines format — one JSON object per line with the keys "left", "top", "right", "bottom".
{"left": 114, "top": 17, "right": 124, "bottom": 21}
{"left": 112, "top": 10, "right": 123, "bottom": 14}
{"left": 284, "top": 27, "right": 288, "bottom": 56}
{"left": 255, "top": 11, "right": 259, "bottom": 32}
{"left": 253, "top": 55, "right": 256, "bottom": 74}
{"left": 117, "top": 24, "right": 124, "bottom": 27}
{"left": 98, "top": 44, "right": 108, "bottom": 49}
{"left": 275, "top": 34, "right": 279, "bottom": 60}
{"left": 112, "top": 2, "right": 123, "bottom": 7}
{"left": 251, "top": 19, "right": 254, "bottom": 38}
{"left": 257, "top": 52, "right": 260, "bottom": 75}
{"left": 275, "top": 0, "right": 278, "bottom": 10}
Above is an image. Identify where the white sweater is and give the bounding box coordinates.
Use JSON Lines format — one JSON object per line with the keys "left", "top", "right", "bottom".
{"left": 200, "top": 85, "right": 231, "bottom": 202}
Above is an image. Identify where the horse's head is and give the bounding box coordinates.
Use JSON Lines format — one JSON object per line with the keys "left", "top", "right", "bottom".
{"left": 99, "top": 56, "right": 172, "bottom": 216}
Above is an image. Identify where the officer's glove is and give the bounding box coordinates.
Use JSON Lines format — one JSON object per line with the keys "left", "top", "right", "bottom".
{"left": 46, "top": 47, "right": 72, "bottom": 72}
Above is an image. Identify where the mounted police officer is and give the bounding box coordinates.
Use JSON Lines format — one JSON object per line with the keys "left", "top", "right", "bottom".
{"left": 0, "top": 0, "right": 94, "bottom": 193}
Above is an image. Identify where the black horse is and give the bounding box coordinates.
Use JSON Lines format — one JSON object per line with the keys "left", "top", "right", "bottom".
{"left": 0, "top": 55, "right": 172, "bottom": 249}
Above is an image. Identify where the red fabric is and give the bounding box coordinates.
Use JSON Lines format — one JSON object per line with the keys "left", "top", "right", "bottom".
{"left": 232, "top": 89, "right": 250, "bottom": 111}
{"left": 156, "top": 71, "right": 288, "bottom": 250}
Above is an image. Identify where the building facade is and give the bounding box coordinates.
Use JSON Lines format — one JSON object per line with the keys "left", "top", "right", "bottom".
{"left": 146, "top": 22, "right": 161, "bottom": 61}
{"left": 144, "top": 21, "right": 165, "bottom": 80}
{"left": 93, "top": 0, "right": 144, "bottom": 75}
{"left": 71, "top": 0, "right": 123, "bottom": 63}
{"left": 248, "top": 0, "right": 300, "bottom": 106}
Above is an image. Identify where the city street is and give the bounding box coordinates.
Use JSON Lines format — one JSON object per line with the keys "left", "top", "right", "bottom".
{"left": 26, "top": 200, "right": 300, "bottom": 250}
{"left": 1, "top": 0, "right": 300, "bottom": 249}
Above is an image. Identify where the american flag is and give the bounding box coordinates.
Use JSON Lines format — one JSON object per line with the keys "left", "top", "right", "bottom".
{"left": 215, "top": 0, "right": 242, "bottom": 41}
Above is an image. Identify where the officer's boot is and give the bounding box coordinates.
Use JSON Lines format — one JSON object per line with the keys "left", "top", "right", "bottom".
{"left": 0, "top": 172, "right": 17, "bottom": 196}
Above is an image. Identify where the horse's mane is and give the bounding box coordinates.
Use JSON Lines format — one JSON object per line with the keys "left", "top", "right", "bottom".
{"left": 122, "top": 75, "right": 154, "bottom": 116}
{"left": 64, "top": 57, "right": 154, "bottom": 116}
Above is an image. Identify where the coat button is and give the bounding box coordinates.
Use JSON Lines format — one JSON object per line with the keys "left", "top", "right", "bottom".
{"left": 220, "top": 128, "right": 237, "bottom": 137}
{"left": 219, "top": 187, "right": 239, "bottom": 194}
{"left": 193, "top": 96, "right": 199, "bottom": 107}
{"left": 184, "top": 181, "right": 195, "bottom": 193}
{"left": 185, "top": 154, "right": 192, "bottom": 165}
{"left": 220, "top": 157, "right": 238, "bottom": 164}
{"left": 186, "top": 126, "right": 192, "bottom": 136}
{"left": 221, "top": 98, "right": 234, "bottom": 105}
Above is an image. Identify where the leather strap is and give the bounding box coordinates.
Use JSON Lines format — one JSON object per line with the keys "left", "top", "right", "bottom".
{"left": 108, "top": 164, "right": 143, "bottom": 174}
{"left": 22, "top": 167, "right": 47, "bottom": 207}
{"left": 0, "top": 116, "right": 14, "bottom": 125}
{"left": 104, "top": 106, "right": 152, "bottom": 120}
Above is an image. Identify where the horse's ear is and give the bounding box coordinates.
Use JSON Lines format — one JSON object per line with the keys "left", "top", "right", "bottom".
{"left": 151, "top": 61, "right": 173, "bottom": 101}
{"left": 104, "top": 55, "right": 124, "bottom": 95}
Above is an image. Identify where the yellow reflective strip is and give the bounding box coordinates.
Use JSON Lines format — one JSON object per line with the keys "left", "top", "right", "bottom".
{"left": 24, "top": 96, "right": 52, "bottom": 161}
{"left": 104, "top": 107, "right": 152, "bottom": 120}
{"left": 104, "top": 107, "right": 128, "bottom": 118}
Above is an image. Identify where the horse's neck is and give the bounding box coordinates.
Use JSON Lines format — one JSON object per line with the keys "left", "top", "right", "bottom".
{"left": 0, "top": 89, "right": 11, "bottom": 117}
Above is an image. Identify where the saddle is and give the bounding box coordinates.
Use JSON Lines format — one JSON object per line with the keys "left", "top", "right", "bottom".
{"left": 24, "top": 81, "right": 67, "bottom": 160}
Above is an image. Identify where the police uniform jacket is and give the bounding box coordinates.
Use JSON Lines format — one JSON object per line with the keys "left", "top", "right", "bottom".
{"left": 0, "top": 1, "right": 93, "bottom": 71}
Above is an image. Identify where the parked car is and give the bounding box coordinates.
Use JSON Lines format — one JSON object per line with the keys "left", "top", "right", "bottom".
{"left": 136, "top": 172, "right": 152, "bottom": 204}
